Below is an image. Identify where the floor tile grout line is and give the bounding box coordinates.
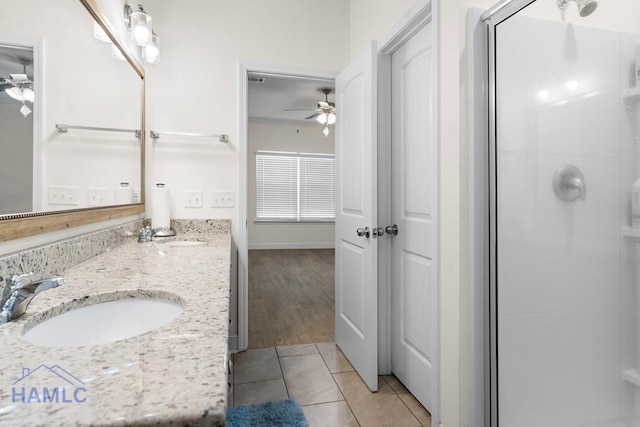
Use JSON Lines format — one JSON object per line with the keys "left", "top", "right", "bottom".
{"left": 396, "top": 393, "right": 426, "bottom": 427}
{"left": 384, "top": 375, "right": 429, "bottom": 426}
{"left": 314, "top": 343, "right": 362, "bottom": 425}
{"left": 275, "top": 348, "right": 293, "bottom": 400}
{"left": 330, "top": 373, "right": 362, "bottom": 427}
{"left": 300, "top": 398, "right": 352, "bottom": 409}
{"left": 318, "top": 343, "right": 365, "bottom": 427}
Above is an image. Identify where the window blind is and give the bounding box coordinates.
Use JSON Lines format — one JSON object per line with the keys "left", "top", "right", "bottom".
{"left": 256, "top": 151, "right": 335, "bottom": 222}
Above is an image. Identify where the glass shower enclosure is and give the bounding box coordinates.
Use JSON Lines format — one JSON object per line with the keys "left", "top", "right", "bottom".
{"left": 486, "top": 0, "right": 640, "bottom": 425}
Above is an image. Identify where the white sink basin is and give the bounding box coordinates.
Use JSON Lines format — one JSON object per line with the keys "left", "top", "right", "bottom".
{"left": 23, "top": 298, "right": 184, "bottom": 348}
{"left": 165, "top": 241, "right": 206, "bottom": 247}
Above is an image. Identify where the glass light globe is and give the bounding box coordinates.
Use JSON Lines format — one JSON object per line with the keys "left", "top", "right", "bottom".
{"left": 5, "top": 87, "right": 24, "bottom": 101}
{"left": 23, "top": 88, "right": 34, "bottom": 103}
{"left": 143, "top": 34, "right": 160, "bottom": 64}
{"left": 316, "top": 113, "right": 328, "bottom": 125}
{"left": 131, "top": 11, "right": 152, "bottom": 46}
{"left": 327, "top": 113, "right": 336, "bottom": 125}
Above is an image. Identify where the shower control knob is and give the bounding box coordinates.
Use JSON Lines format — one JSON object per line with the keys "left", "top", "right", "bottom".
{"left": 553, "top": 165, "right": 586, "bottom": 202}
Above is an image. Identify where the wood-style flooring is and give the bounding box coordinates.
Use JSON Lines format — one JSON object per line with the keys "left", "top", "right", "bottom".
{"left": 248, "top": 249, "right": 335, "bottom": 349}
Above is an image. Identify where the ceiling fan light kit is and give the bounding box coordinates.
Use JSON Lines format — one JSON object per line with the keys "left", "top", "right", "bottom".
{"left": 310, "top": 88, "right": 336, "bottom": 137}
{"left": 2, "top": 66, "right": 35, "bottom": 118}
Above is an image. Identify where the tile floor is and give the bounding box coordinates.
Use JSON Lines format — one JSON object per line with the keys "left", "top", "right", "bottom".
{"left": 231, "top": 343, "right": 431, "bottom": 427}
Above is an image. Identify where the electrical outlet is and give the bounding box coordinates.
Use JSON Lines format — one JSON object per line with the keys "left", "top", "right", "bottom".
{"left": 184, "top": 190, "right": 203, "bottom": 208}
{"left": 88, "top": 187, "right": 110, "bottom": 206}
{"left": 48, "top": 186, "right": 80, "bottom": 206}
{"left": 210, "top": 191, "right": 235, "bottom": 208}
{"left": 132, "top": 188, "right": 141, "bottom": 203}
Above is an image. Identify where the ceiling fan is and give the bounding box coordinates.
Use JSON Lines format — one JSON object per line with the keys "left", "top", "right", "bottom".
{"left": 1, "top": 62, "right": 34, "bottom": 118}
{"left": 285, "top": 88, "right": 336, "bottom": 137}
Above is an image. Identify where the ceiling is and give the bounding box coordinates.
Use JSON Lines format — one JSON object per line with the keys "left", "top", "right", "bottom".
{"left": 248, "top": 72, "right": 335, "bottom": 123}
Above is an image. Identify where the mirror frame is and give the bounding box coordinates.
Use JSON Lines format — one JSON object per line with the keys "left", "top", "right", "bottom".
{"left": 0, "top": 0, "right": 145, "bottom": 242}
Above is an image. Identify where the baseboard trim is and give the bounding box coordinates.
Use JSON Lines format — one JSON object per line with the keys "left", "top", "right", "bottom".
{"left": 248, "top": 242, "right": 335, "bottom": 250}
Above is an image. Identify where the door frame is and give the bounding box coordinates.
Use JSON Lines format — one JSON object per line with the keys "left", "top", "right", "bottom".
{"left": 377, "top": 0, "right": 440, "bottom": 422}
{"left": 237, "top": 62, "right": 338, "bottom": 351}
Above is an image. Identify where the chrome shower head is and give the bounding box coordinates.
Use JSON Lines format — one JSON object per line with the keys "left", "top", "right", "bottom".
{"left": 576, "top": 0, "right": 598, "bottom": 16}
{"left": 557, "top": 0, "right": 598, "bottom": 17}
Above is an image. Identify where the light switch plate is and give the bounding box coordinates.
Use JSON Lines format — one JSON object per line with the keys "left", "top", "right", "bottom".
{"left": 210, "top": 191, "right": 235, "bottom": 208}
{"left": 184, "top": 190, "right": 203, "bottom": 208}
{"left": 88, "top": 187, "right": 110, "bottom": 206}
{"left": 48, "top": 186, "right": 80, "bottom": 206}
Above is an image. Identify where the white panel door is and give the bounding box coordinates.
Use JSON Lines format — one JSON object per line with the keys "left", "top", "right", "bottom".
{"left": 335, "top": 41, "right": 378, "bottom": 392}
{"left": 390, "top": 22, "right": 436, "bottom": 411}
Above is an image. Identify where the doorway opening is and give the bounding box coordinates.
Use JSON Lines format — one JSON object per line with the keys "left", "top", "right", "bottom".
{"left": 245, "top": 71, "right": 337, "bottom": 349}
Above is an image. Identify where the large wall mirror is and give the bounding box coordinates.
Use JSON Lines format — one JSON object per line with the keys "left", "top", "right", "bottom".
{"left": 0, "top": 0, "right": 144, "bottom": 242}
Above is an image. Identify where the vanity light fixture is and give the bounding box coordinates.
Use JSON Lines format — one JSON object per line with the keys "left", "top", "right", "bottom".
{"left": 124, "top": 4, "right": 153, "bottom": 47}
{"left": 121, "top": 3, "right": 161, "bottom": 65}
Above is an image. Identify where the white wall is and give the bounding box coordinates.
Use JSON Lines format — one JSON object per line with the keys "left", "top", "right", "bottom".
{"left": 247, "top": 119, "right": 335, "bottom": 249}
{"left": 144, "top": 0, "right": 350, "bottom": 243}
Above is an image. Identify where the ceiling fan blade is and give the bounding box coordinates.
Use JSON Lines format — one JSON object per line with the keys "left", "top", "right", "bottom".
{"left": 317, "top": 101, "right": 330, "bottom": 109}
{"left": 0, "top": 83, "right": 11, "bottom": 91}
{"left": 305, "top": 112, "right": 321, "bottom": 120}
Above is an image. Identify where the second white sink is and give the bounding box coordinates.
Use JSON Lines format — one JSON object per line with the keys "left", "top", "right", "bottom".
{"left": 23, "top": 297, "right": 184, "bottom": 348}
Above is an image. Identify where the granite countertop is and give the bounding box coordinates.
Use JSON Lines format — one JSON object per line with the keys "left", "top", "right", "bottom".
{"left": 0, "top": 233, "right": 231, "bottom": 426}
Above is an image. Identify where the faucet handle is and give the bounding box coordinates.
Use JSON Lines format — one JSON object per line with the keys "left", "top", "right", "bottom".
{"left": 6, "top": 272, "right": 34, "bottom": 289}
{"left": 2, "top": 272, "right": 33, "bottom": 302}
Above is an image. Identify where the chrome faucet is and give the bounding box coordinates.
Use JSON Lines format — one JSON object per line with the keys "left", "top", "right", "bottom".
{"left": 0, "top": 273, "right": 65, "bottom": 323}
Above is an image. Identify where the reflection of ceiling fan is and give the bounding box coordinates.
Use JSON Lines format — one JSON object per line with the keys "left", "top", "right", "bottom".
{"left": 1, "top": 62, "right": 34, "bottom": 118}
{"left": 286, "top": 88, "right": 336, "bottom": 137}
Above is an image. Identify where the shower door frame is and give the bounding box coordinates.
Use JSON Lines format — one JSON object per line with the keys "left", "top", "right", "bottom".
{"left": 482, "top": 1, "right": 538, "bottom": 426}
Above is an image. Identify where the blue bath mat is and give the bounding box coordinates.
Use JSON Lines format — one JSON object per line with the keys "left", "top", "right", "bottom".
{"left": 227, "top": 399, "right": 309, "bottom": 427}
